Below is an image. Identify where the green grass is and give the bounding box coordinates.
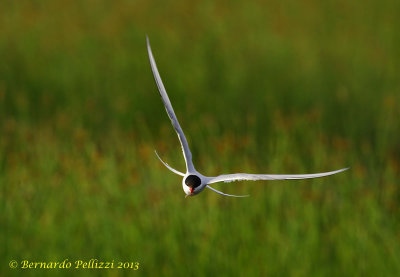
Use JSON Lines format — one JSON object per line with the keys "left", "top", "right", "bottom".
{"left": 1, "top": 0, "right": 400, "bottom": 276}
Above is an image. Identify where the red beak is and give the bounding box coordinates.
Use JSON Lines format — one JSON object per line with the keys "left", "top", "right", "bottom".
{"left": 189, "top": 188, "right": 194, "bottom": 194}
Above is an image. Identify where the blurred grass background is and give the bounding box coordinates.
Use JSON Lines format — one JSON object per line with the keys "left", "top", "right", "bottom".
{"left": 1, "top": 0, "right": 400, "bottom": 276}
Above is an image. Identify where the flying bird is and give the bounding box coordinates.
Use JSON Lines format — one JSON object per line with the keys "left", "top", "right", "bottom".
{"left": 146, "top": 37, "right": 349, "bottom": 198}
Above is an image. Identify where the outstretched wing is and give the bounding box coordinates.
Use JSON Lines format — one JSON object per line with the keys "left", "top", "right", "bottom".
{"left": 206, "top": 167, "right": 349, "bottom": 184}
{"left": 206, "top": 185, "right": 249, "bottom": 197}
{"left": 147, "top": 37, "right": 195, "bottom": 173}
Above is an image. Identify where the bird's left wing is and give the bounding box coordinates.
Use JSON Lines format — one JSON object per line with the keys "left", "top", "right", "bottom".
{"left": 146, "top": 37, "right": 195, "bottom": 173}
{"left": 206, "top": 167, "right": 349, "bottom": 184}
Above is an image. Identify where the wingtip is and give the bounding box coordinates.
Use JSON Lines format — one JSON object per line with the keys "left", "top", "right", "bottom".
{"left": 146, "top": 36, "right": 151, "bottom": 50}
{"left": 334, "top": 167, "right": 350, "bottom": 174}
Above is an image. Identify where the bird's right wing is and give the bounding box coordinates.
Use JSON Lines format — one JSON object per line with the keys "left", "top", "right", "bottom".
{"left": 147, "top": 37, "right": 195, "bottom": 173}
{"left": 206, "top": 168, "right": 349, "bottom": 184}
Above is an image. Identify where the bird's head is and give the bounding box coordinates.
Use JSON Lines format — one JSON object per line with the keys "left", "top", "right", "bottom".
{"left": 183, "top": 174, "right": 202, "bottom": 197}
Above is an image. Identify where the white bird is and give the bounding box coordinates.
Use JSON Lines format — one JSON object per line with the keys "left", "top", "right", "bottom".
{"left": 146, "top": 37, "right": 349, "bottom": 198}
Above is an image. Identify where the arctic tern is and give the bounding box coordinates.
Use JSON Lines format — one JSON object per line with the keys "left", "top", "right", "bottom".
{"left": 146, "top": 37, "right": 349, "bottom": 198}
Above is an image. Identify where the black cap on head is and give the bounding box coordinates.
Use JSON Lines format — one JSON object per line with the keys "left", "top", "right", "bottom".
{"left": 185, "top": 175, "right": 201, "bottom": 189}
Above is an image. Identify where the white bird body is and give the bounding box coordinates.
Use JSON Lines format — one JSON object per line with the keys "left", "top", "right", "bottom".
{"left": 146, "top": 37, "right": 349, "bottom": 198}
